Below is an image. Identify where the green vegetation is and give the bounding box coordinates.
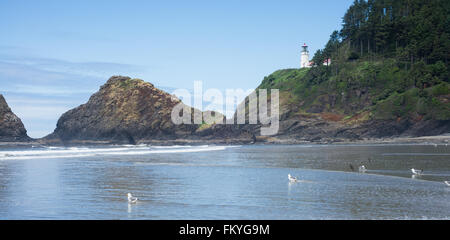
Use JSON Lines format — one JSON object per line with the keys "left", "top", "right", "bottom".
{"left": 258, "top": 68, "right": 309, "bottom": 91}
{"left": 117, "top": 78, "right": 144, "bottom": 89}
{"left": 257, "top": 0, "right": 450, "bottom": 122}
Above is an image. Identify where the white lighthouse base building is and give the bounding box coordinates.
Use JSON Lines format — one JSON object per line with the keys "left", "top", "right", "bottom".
{"left": 300, "top": 43, "right": 331, "bottom": 68}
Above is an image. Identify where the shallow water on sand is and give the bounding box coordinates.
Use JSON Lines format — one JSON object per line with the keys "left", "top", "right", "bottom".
{"left": 0, "top": 144, "right": 449, "bottom": 219}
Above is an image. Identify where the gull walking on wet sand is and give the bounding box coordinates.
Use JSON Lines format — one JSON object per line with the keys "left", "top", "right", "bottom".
{"left": 128, "top": 193, "right": 138, "bottom": 203}
{"left": 411, "top": 168, "right": 423, "bottom": 175}
{"left": 288, "top": 174, "right": 299, "bottom": 183}
{"left": 359, "top": 165, "right": 367, "bottom": 173}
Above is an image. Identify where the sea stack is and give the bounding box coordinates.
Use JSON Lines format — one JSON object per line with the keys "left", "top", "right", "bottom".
{"left": 47, "top": 76, "right": 203, "bottom": 144}
{"left": 0, "top": 94, "right": 30, "bottom": 142}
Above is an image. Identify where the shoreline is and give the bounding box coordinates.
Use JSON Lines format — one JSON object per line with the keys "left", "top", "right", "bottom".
{"left": 0, "top": 134, "right": 449, "bottom": 148}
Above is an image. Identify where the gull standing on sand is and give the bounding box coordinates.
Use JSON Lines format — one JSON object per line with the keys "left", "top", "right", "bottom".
{"left": 411, "top": 168, "right": 423, "bottom": 175}
{"left": 288, "top": 174, "right": 299, "bottom": 183}
{"left": 127, "top": 193, "right": 138, "bottom": 203}
{"left": 359, "top": 165, "right": 367, "bottom": 173}
{"left": 444, "top": 181, "right": 450, "bottom": 186}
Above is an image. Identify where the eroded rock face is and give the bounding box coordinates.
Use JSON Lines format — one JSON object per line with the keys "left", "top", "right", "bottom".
{"left": 0, "top": 95, "right": 30, "bottom": 142}
{"left": 48, "top": 76, "right": 202, "bottom": 143}
{"left": 233, "top": 87, "right": 450, "bottom": 143}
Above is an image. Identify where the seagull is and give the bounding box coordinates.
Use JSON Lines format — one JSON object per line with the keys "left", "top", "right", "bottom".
{"left": 349, "top": 164, "right": 355, "bottom": 172}
{"left": 444, "top": 181, "right": 450, "bottom": 186}
{"left": 127, "top": 193, "right": 138, "bottom": 203}
{"left": 288, "top": 174, "right": 299, "bottom": 183}
{"left": 359, "top": 165, "right": 367, "bottom": 173}
{"left": 411, "top": 168, "right": 423, "bottom": 175}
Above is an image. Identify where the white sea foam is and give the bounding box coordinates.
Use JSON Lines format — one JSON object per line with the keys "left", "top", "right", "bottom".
{"left": 0, "top": 145, "right": 234, "bottom": 160}
{"left": 1, "top": 154, "right": 97, "bottom": 160}
{"left": 0, "top": 147, "right": 138, "bottom": 157}
{"left": 45, "top": 146, "right": 64, "bottom": 150}
{"left": 106, "top": 146, "right": 227, "bottom": 155}
{"left": 151, "top": 145, "right": 193, "bottom": 149}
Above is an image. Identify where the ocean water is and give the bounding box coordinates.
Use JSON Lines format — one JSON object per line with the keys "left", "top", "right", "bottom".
{"left": 0, "top": 144, "right": 449, "bottom": 220}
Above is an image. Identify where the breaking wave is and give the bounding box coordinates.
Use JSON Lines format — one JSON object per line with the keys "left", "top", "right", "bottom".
{"left": 0, "top": 145, "right": 235, "bottom": 160}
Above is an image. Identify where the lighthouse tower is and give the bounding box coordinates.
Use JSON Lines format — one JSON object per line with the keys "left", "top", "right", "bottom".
{"left": 300, "top": 43, "right": 310, "bottom": 68}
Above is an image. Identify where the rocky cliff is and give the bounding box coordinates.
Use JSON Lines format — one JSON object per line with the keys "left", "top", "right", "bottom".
{"left": 0, "top": 94, "right": 30, "bottom": 142}
{"left": 236, "top": 68, "right": 450, "bottom": 143}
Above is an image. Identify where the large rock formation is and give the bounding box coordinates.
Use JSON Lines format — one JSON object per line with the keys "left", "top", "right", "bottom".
{"left": 0, "top": 94, "right": 30, "bottom": 142}
{"left": 46, "top": 76, "right": 252, "bottom": 144}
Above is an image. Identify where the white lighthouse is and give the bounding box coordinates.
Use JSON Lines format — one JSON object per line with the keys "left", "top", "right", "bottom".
{"left": 300, "top": 43, "right": 310, "bottom": 68}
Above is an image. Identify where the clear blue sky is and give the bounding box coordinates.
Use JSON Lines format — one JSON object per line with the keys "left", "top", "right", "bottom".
{"left": 0, "top": 0, "right": 354, "bottom": 138}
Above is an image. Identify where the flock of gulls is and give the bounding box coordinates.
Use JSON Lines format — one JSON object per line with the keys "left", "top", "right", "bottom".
{"left": 287, "top": 159, "right": 450, "bottom": 187}
{"left": 129, "top": 171, "right": 449, "bottom": 202}
{"left": 128, "top": 154, "right": 450, "bottom": 203}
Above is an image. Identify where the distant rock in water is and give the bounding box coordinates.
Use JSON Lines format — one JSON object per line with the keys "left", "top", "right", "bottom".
{"left": 0, "top": 94, "right": 30, "bottom": 142}
{"left": 46, "top": 76, "right": 248, "bottom": 144}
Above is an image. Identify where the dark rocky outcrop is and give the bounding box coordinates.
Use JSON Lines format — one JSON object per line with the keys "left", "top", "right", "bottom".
{"left": 0, "top": 95, "right": 30, "bottom": 142}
